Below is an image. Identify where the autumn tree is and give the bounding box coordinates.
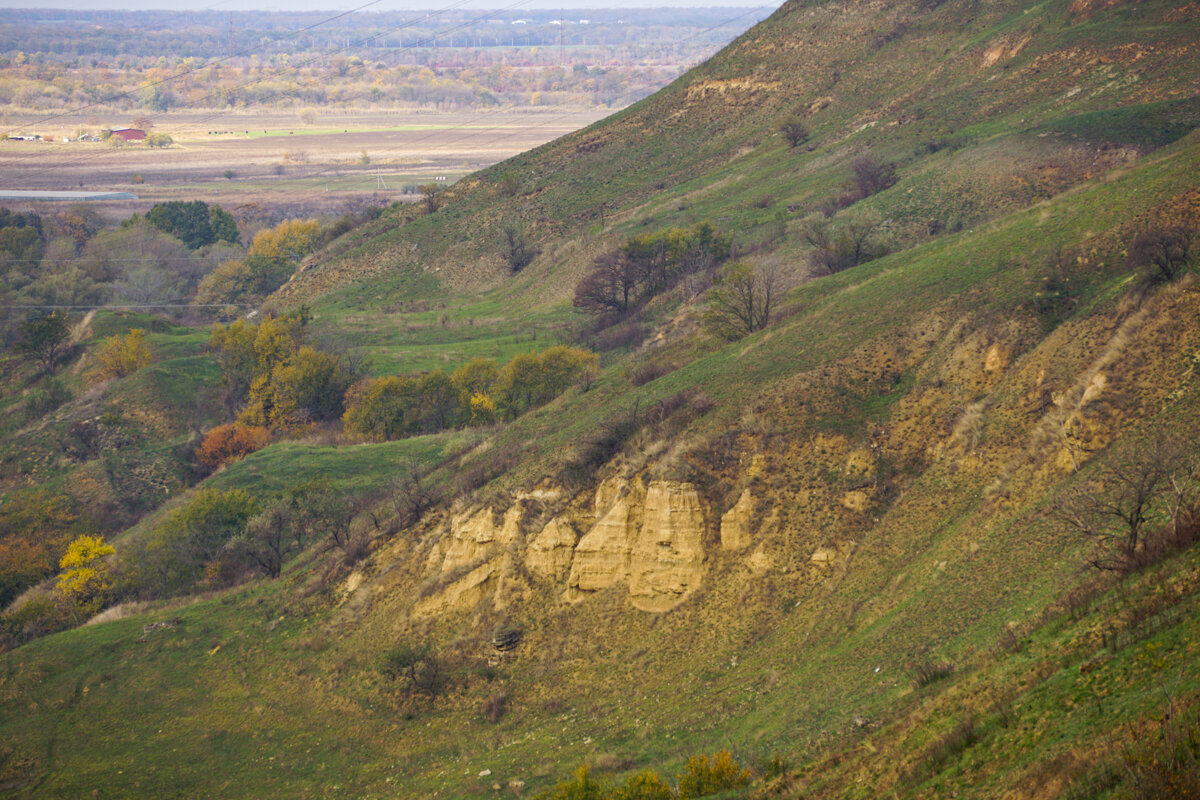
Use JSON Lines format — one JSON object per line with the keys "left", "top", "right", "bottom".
{"left": 0, "top": 489, "right": 78, "bottom": 606}
{"left": 196, "top": 422, "right": 270, "bottom": 471}
{"left": 703, "top": 261, "right": 781, "bottom": 340}
{"left": 343, "top": 376, "right": 417, "bottom": 441}
{"left": 95, "top": 327, "right": 152, "bottom": 379}
{"left": 451, "top": 357, "right": 500, "bottom": 411}
{"left": 209, "top": 314, "right": 306, "bottom": 416}
{"left": 243, "top": 218, "right": 322, "bottom": 296}
{"left": 676, "top": 750, "right": 753, "bottom": 798}
{"left": 195, "top": 259, "right": 252, "bottom": 313}
{"left": 55, "top": 535, "right": 115, "bottom": 622}
{"left": 493, "top": 346, "right": 597, "bottom": 420}
{"left": 241, "top": 345, "right": 356, "bottom": 431}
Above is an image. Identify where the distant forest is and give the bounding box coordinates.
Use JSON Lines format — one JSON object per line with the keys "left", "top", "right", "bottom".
{"left": 0, "top": 7, "right": 772, "bottom": 111}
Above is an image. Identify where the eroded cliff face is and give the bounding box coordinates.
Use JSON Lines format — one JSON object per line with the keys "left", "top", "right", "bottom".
{"left": 393, "top": 279, "right": 1200, "bottom": 629}
{"left": 412, "top": 477, "right": 714, "bottom": 616}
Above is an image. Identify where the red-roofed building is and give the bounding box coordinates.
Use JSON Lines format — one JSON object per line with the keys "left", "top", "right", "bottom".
{"left": 111, "top": 128, "right": 146, "bottom": 142}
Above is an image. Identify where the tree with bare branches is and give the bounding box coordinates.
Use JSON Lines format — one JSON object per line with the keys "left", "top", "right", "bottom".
{"left": 703, "top": 261, "right": 781, "bottom": 340}
{"left": 1055, "top": 439, "right": 1198, "bottom": 571}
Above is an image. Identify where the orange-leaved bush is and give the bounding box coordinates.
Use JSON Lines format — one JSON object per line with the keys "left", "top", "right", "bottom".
{"left": 196, "top": 422, "right": 270, "bottom": 470}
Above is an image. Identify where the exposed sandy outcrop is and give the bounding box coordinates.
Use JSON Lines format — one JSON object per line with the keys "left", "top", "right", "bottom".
{"left": 628, "top": 481, "right": 709, "bottom": 612}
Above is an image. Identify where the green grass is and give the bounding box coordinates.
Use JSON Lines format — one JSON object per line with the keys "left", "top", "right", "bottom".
{"left": 207, "top": 429, "right": 480, "bottom": 498}
{"left": 6, "top": 1, "right": 1200, "bottom": 797}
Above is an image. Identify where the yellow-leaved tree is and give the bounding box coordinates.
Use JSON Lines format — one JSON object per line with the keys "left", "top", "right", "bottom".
{"left": 56, "top": 535, "right": 115, "bottom": 621}
{"left": 245, "top": 218, "right": 322, "bottom": 295}
{"left": 95, "top": 327, "right": 152, "bottom": 379}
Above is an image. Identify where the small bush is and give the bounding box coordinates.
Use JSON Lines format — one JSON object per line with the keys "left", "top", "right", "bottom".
{"left": 380, "top": 642, "right": 451, "bottom": 701}
{"left": 914, "top": 714, "right": 981, "bottom": 782}
{"left": 589, "top": 321, "right": 647, "bottom": 352}
{"left": 1127, "top": 226, "right": 1194, "bottom": 285}
{"left": 1120, "top": 697, "right": 1200, "bottom": 799}
{"left": 196, "top": 422, "right": 270, "bottom": 471}
{"left": 95, "top": 328, "right": 152, "bottom": 379}
{"left": 676, "top": 749, "right": 752, "bottom": 798}
{"left": 912, "top": 660, "right": 954, "bottom": 689}
{"left": 850, "top": 153, "right": 898, "bottom": 199}
{"left": 483, "top": 693, "right": 507, "bottom": 723}
{"left": 630, "top": 359, "right": 674, "bottom": 386}
{"left": 23, "top": 378, "right": 71, "bottom": 421}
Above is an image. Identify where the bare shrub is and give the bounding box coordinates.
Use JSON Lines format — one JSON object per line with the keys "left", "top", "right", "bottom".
{"left": 587, "top": 320, "right": 647, "bottom": 352}
{"left": 341, "top": 536, "right": 371, "bottom": 566}
{"left": 913, "top": 660, "right": 954, "bottom": 689}
{"left": 1055, "top": 437, "right": 1198, "bottom": 571}
{"left": 1127, "top": 226, "right": 1194, "bottom": 285}
{"left": 1120, "top": 694, "right": 1200, "bottom": 799}
{"left": 778, "top": 116, "right": 809, "bottom": 148}
{"left": 703, "top": 261, "right": 782, "bottom": 340}
{"left": 592, "top": 753, "right": 634, "bottom": 773}
{"left": 630, "top": 359, "right": 673, "bottom": 386}
{"left": 483, "top": 693, "right": 508, "bottom": 723}
{"left": 850, "top": 153, "right": 898, "bottom": 199}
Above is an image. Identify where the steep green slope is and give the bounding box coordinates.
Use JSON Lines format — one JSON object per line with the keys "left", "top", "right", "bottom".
{"left": 4, "top": 0, "right": 1200, "bottom": 797}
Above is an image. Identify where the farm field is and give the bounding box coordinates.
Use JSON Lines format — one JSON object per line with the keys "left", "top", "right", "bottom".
{"left": 0, "top": 107, "right": 609, "bottom": 207}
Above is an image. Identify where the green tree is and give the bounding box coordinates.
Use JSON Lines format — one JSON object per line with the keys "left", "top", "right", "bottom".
{"left": 138, "top": 488, "right": 260, "bottom": 596}
{"left": 145, "top": 200, "right": 236, "bottom": 249}
{"left": 18, "top": 312, "right": 71, "bottom": 373}
{"left": 238, "top": 503, "right": 294, "bottom": 578}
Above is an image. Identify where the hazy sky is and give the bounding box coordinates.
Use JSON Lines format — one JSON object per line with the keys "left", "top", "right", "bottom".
{"left": 1, "top": 0, "right": 780, "bottom": 9}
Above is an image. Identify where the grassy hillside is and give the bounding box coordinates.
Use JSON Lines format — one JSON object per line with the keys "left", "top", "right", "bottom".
{"left": 3, "top": 0, "right": 1200, "bottom": 797}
